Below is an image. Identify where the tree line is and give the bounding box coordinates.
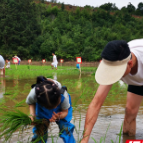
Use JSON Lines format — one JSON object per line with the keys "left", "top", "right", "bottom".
{"left": 0, "top": 0, "right": 143, "bottom": 61}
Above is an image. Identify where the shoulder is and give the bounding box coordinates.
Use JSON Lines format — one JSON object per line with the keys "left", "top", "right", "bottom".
{"left": 47, "top": 78, "right": 62, "bottom": 89}
{"left": 0, "top": 55, "right": 4, "bottom": 59}
{"left": 61, "top": 93, "right": 70, "bottom": 110}
{"left": 128, "top": 39, "right": 143, "bottom": 49}
{"left": 26, "top": 87, "right": 37, "bottom": 104}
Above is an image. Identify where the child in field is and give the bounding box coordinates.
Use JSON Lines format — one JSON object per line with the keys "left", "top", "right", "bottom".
{"left": 26, "top": 76, "right": 75, "bottom": 143}
{"left": 5, "top": 59, "right": 10, "bottom": 68}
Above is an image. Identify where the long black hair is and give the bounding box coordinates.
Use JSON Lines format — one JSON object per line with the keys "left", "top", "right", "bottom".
{"left": 31, "top": 76, "right": 47, "bottom": 88}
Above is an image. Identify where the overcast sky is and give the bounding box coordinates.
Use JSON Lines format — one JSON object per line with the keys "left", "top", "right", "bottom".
{"left": 57, "top": 0, "right": 141, "bottom": 9}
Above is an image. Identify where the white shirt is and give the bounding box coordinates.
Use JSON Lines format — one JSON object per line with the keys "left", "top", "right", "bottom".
{"left": 53, "top": 55, "right": 58, "bottom": 64}
{"left": 0, "top": 55, "right": 5, "bottom": 69}
{"left": 122, "top": 39, "right": 143, "bottom": 86}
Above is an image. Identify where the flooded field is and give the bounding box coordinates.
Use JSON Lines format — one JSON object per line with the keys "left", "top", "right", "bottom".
{"left": 0, "top": 65, "right": 143, "bottom": 143}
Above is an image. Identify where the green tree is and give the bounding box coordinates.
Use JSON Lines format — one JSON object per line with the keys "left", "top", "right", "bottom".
{"left": 0, "top": 0, "right": 40, "bottom": 58}
{"left": 61, "top": 3, "right": 65, "bottom": 11}
{"left": 127, "top": 2, "right": 136, "bottom": 14}
{"left": 136, "top": 2, "right": 143, "bottom": 15}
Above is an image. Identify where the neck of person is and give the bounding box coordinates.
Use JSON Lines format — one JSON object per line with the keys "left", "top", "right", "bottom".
{"left": 130, "top": 52, "right": 138, "bottom": 75}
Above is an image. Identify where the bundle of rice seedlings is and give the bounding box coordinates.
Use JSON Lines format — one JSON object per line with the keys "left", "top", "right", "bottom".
{"left": 0, "top": 109, "right": 50, "bottom": 142}
{"left": 0, "top": 109, "right": 31, "bottom": 141}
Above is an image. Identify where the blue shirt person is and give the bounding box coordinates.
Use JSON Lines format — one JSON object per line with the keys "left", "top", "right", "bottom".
{"left": 26, "top": 76, "right": 76, "bottom": 143}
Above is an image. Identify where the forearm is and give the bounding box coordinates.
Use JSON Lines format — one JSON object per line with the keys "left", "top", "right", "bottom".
{"left": 60, "top": 109, "right": 68, "bottom": 119}
{"left": 83, "top": 98, "right": 101, "bottom": 142}
{"left": 29, "top": 104, "right": 36, "bottom": 117}
{"left": 82, "top": 85, "right": 112, "bottom": 143}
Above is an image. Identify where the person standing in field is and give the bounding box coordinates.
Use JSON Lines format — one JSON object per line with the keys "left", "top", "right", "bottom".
{"left": 13, "top": 55, "right": 21, "bottom": 65}
{"left": 6, "top": 59, "right": 10, "bottom": 68}
{"left": 51, "top": 52, "right": 58, "bottom": 70}
{"left": 81, "top": 39, "right": 143, "bottom": 143}
{"left": 0, "top": 55, "right": 5, "bottom": 76}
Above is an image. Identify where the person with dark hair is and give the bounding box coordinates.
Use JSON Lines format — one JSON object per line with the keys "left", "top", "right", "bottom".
{"left": 26, "top": 76, "right": 75, "bottom": 143}
{"left": 81, "top": 39, "right": 143, "bottom": 143}
{"left": 51, "top": 52, "right": 58, "bottom": 70}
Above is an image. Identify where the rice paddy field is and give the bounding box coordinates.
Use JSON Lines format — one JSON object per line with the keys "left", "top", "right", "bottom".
{"left": 0, "top": 65, "right": 143, "bottom": 143}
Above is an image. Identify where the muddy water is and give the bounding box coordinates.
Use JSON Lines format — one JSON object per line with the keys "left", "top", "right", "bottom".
{"left": 0, "top": 74, "right": 143, "bottom": 143}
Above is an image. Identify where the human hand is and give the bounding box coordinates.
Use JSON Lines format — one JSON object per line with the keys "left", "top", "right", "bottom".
{"left": 29, "top": 115, "right": 36, "bottom": 125}
{"left": 49, "top": 112, "right": 62, "bottom": 122}
{"left": 80, "top": 139, "right": 87, "bottom": 143}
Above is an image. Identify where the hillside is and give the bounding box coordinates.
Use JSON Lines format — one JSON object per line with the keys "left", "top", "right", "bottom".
{"left": 42, "top": 1, "right": 142, "bottom": 19}
{"left": 1, "top": 0, "right": 143, "bottom": 61}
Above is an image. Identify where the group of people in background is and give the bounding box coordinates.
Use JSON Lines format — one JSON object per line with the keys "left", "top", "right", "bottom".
{"left": 0, "top": 52, "right": 58, "bottom": 76}
{"left": 0, "top": 55, "right": 21, "bottom": 76}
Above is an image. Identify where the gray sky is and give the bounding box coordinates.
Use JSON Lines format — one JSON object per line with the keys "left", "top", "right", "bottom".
{"left": 57, "top": 0, "right": 141, "bottom": 9}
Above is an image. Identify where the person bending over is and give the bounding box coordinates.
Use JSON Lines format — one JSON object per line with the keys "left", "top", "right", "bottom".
{"left": 26, "top": 76, "right": 75, "bottom": 143}
{"left": 81, "top": 39, "right": 143, "bottom": 143}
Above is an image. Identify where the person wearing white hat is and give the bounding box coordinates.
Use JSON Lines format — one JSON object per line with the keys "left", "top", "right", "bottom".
{"left": 0, "top": 55, "right": 5, "bottom": 76}
{"left": 81, "top": 39, "right": 143, "bottom": 143}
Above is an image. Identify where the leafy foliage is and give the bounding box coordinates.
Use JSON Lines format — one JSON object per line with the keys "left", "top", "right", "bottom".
{"left": 0, "top": 1, "right": 143, "bottom": 61}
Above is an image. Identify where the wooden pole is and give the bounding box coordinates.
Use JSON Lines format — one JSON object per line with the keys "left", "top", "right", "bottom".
{"left": 15, "top": 64, "right": 17, "bottom": 69}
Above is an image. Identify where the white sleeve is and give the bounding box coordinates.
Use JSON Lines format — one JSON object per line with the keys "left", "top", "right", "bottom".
{"left": 61, "top": 97, "right": 70, "bottom": 110}
{"left": 26, "top": 87, "right": 37, "bottom": 104}
{"left": 47, "top": 79, "right": 62, "bottom": 89}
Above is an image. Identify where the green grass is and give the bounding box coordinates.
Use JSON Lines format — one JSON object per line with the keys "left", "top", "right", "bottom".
{"left": 5, "top": 65, "right": 80, "bottom": 79}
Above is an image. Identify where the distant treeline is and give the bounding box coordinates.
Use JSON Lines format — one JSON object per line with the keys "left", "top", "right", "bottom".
{"left": 0, "top": 0, "right": 143, "bottom": 61}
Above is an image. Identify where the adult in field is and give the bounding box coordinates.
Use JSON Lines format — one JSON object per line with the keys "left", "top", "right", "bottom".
{"left": 14, "top": 55, "right": 21, "bottom": 65}
{"left": 51, "top": 52, "right": 58, "bottom": 70}
{"left": 0, "top": 55, "right": 5, "bottom": 76}
{"left": 81, "top": 39, "right": 143, "bottom": 143}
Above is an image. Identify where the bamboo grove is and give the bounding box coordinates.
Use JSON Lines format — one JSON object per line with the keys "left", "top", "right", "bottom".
{"left": 0, "top": 0, "right": 143, "bottom": 61}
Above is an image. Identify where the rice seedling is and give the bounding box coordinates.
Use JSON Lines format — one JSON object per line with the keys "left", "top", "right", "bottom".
{"left": 74, "top": 110, "right": 82, "bottom": 142}
{"left": 0, "top": 109, "right": 31, "bottom": 142}
{"left": 0, "top": 98, "right": 5, "bottom": 105}
{"left": 15, "top": 99, "right": 26, "bottom": 107}
{"left": 0, "top": 109, "right": 50, "bottom": 143}
{"left": 111, "top": 123, "right": 123, "bottom": 143}
{"left": 5, "top": 65, "right": 98, "bottom": 80}
{"left": 3, "top": 92, "right": 12, "bottom": 95}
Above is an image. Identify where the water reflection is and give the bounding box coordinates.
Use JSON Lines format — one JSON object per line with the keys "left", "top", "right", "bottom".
{"left": 0, "top": 78, "right": 5, "bottom": 98}
{"left": 53, "top": 72, "right": 57, "bottom": 80}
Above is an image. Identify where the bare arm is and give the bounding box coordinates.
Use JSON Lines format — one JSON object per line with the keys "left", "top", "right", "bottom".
{"left": 81, "top": 84, "right": 112, "bottom": 143}
{"left": 29, "top": 104, "right": 36, "bottom": 121}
